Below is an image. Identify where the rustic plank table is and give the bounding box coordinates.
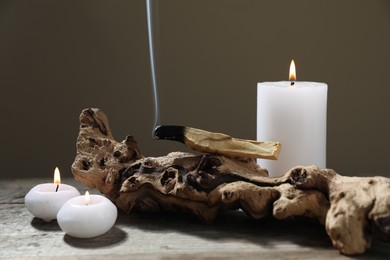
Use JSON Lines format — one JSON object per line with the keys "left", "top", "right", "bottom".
{"left": 1, "top": 178, "right": 389, "bottom": 259}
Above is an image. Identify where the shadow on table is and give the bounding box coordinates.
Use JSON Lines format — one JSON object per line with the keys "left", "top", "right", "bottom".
{"left": 63, "top": 227, "right": 127, "bottom": 248}
{"left": 118, "top": 210, "right": 332, "bottom": 248}
{"left": 30, "top": 217, "right": 62, "bottom": 232}
{"left": 117, "top": 210, "right": 390, "bottom": 259}
{"left": 30, "top": 217, "right": 127, "bottom": 248}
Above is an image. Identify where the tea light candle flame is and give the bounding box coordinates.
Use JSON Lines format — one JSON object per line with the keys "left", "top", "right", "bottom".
{"left": 54, "top": 167, "right": 61, "bottom": 192}
{"left": 53, "top": 167, "right": 61, "bottom": 184}
{"left": 84, "top": 191, "right": 90, "bottom": 205}
{"left": 289, "top": 59, "right": 296, "bottom": 83}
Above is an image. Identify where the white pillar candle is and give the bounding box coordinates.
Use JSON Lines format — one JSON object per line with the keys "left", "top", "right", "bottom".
{"left": 57, "top": 191, "right": 118, "bottom": 238}
{"left": 25, "top": 167, "right": 80, "bottom": 221}
{"left": 257, "top": 61, "right": 327, "bottom": 177}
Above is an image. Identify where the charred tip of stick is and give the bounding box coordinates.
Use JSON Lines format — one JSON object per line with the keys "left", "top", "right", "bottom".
{"left": 153, "top": 125, "right": 185, "bottom": 143}
{"left": 83, "top": 108, "right": 95, "bottom": 115}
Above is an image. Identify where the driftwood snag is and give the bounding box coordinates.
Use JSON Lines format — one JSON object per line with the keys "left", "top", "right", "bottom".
{"left": 72, "top": 108, "right": 390, "bottom": 255}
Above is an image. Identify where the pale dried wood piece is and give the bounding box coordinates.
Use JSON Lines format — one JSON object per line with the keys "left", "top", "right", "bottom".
{"left": 72, "top": 108, "right": 390, "bottom": 255}
{"left": 153, "top": 125, "right": 281, "bottom": 159}
{"left": 290, "top": 169, "right": 390, "bottom": 254}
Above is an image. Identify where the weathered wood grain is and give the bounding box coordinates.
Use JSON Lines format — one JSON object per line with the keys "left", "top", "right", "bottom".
{"left": 0, "top": 178, "right": 389, "bottom": 259}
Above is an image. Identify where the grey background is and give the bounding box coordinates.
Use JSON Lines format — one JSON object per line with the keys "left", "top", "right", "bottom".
{"left": 1, "top": 0, "right": 389, "bottom": 179}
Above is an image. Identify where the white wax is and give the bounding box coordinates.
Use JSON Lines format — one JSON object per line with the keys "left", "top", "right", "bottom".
{"left": 25, "top": 183, "right": 80, "bottom": 222}
{"left": 57, "top": 194, "right": 117, "bottom": 238}
{"left": 257, "top": 81, "right": 328, "bottom": 177}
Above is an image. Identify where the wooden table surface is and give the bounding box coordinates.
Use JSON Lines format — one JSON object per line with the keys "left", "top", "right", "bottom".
{"left": 1, "top": 178, "right": 389, "bottom": 259}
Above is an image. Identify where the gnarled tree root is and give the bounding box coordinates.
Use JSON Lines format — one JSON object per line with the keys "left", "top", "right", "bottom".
{"left": 72, "top": 108, "right": 390, "bottom": 255}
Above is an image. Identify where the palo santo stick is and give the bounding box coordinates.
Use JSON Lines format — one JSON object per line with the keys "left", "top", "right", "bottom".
{"left": 154, "top": 125, "right": 281, "bottom": 159}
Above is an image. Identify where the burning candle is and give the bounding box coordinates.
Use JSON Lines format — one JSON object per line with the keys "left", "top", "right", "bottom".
{"left": 24, "top": 167, "right": 81, "bottom": 221}
{"left": 57, "top": 191, "right": 117, "bottom": 238}
{"left": 257, "top": 60, "right": 328, "bottom": 177}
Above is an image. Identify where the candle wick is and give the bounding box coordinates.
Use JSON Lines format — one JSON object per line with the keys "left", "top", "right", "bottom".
{"left": 55, "top": 184, "right": 59, "bottom": 192}
{"left": 290, "top": 81, "right": 295, "bottom": 86}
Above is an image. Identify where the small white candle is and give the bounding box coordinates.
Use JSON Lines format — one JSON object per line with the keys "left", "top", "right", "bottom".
{"left": 57, "top": 191, "right": 118, "bottom": 238}
{"left": 25, "top": 167, "right": 80, "bottom": 221}
{"left": 257, "top": 60, "right": 328, "bottom": 177}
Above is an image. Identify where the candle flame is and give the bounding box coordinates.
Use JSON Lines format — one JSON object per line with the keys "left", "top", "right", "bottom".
{"left": 289, "top": 59, "right": 296, "bottom": 81}
{"left": 84, "top": 191, "right": 90, "bottom": 205}
{"left": 54, "top": 167, "right": 61, "bottom": 185}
